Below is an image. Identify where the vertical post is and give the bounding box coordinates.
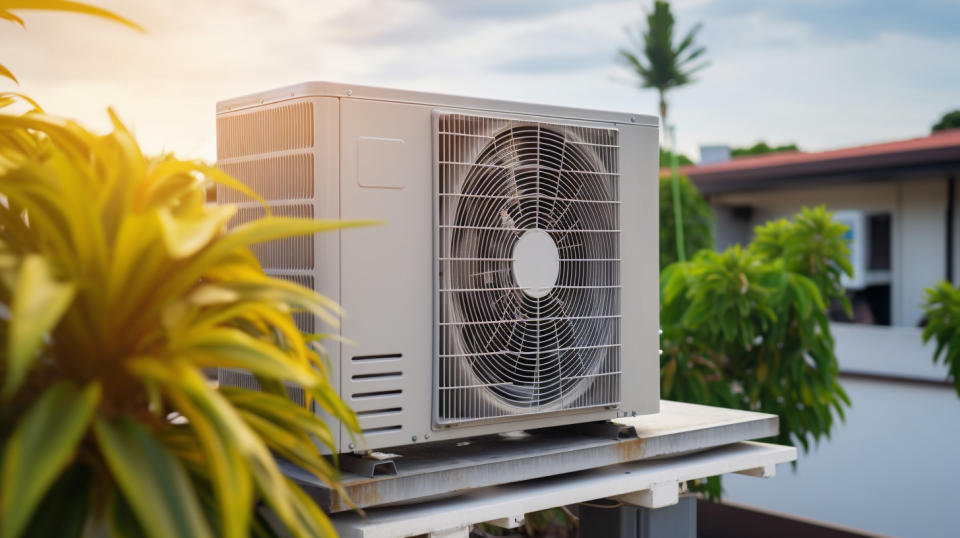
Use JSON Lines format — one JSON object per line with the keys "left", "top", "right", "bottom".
{"left": 668, "top": 125, "right": 686, "bottom": 263}
{"left": 947, "top": 174, "right": 955, "bottom": 283}
{"left": 578, "top": 496, "right": 697, "bottom": 538}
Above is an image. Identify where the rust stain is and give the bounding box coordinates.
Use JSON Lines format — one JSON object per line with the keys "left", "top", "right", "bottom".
{"left": 334, "top": 482, "right": 381, "bottom": 513}
{"left": 614, "top": 438, "right": 648, "bottom": 463}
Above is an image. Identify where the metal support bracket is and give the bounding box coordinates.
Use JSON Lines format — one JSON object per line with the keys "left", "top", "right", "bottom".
{"left": 340, "top": 454, "right": 398, "bottom": 478}
{"left": 735, "top": 464, "right": 776, "bottom": 478}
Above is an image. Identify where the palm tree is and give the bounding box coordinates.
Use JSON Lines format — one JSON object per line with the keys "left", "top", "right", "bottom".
{"left": 618, "top": 0, "right": 708, "bottom": 131}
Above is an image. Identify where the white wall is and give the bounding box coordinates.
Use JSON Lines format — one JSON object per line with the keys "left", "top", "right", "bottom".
{"left": 710, "top": 178, "right": 951, "bottom": 328}
{"left": 724, "top": 377, "right": 960, "bottom": 538}
{"left": 899, "top": 179, "right": 948, "bottom": 327}
{"left": 832, "top": 324, "right": 949, "bottom": 381}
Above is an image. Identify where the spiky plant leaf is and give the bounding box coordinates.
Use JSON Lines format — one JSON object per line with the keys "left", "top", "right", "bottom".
{"left": 4, "top": 255, "right": 76, "bottom": 396}
{"left": 921, "top": 281, "right": 960, "bottom": 396}
{"left": 0, "top": 63, "right": 15, "bottom": 84}
{"left": 0, "top": 103, "right": 364, "bottom": 536}
{"left": 0, "top": 6, "right": 364, "bottom": 535}
{"left": 0, "top": 1, "right": 142, "bottom": 31}
{"left": 0, "top": 382, "right": 99, "bottom": 538}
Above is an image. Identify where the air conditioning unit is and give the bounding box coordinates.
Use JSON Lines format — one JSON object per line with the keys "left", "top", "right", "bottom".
{"left": 215, "top": 82, "right": 660, "bottom": 453}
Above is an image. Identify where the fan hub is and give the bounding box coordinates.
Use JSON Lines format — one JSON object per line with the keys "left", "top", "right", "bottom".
{"left": 511, "top": 229, "right": 560, "bottom": 298}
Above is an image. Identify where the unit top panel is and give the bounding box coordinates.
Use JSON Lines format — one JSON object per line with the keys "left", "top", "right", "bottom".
{"left": 216, "top": 81, "right": 658, "bottom": 127}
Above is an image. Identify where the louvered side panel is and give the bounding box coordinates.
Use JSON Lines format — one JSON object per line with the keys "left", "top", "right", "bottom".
{"left": 217, "top": 101, "right": 314, "bottom": 159}
{"left": 215, "top": 97, "right": 344, "bottom": 452}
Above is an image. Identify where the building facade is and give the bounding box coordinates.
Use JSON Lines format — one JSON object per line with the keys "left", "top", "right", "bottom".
{"left": 673, "top": 130, "right": 960, "bottom": 537}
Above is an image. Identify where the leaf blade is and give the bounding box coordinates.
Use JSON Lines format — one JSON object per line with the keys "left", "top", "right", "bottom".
{"left": 4, "top": 255, "right": 76, "bottom": 396}
{"left": 93, "top": 417, "right": 213, "bottom": 538}
{"left": 0, "top": 62, "right": 16, "bottom": 84}
{"left": 0, "top": 381, "right": 100, "bottom": 538}
{"left": 0, "top": 1, "right": 144, "bottom": 31}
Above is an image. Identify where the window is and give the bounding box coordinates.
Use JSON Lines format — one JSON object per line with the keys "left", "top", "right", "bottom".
{"left": 830, "top": 211, "right": 892, "bottom": 326}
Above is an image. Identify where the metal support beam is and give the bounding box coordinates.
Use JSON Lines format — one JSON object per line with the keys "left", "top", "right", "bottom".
{"left": 611, "top": 482, "right": 680, "bottom": 509}
{"left": 427, "top": 527, "right": 468, "bottom": 538}
{"left": 735, "top": 464, "right": 776, "bottom": 478}
{"left": 484, "top": 514, "right": 525, "bottom": 530}
{"left": 306, "top": 401, "right": 781, "bottom": 513}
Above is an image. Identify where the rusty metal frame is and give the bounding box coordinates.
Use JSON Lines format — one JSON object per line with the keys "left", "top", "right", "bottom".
{"left": 286, "top": 401, "right": 779, "bottom": 512}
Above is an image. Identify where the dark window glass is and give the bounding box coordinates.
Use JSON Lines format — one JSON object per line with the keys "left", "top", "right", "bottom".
{"left": 868, "top": 213, "right": 891, "bottom": 270}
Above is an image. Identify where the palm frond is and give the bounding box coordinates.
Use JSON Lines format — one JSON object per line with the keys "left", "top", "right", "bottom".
{"left": 617, "top": 0, "right": 709, "bottom": 102}
{"left": 0, "top": 1, "right": 143, "bottom": 32}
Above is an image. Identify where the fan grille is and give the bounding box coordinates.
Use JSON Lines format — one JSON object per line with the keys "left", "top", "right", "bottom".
{"left": 436, "top": 112, "right": 621, "bottom": 425}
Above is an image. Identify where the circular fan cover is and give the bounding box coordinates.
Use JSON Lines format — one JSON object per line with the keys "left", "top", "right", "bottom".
{"left": 438, "top": 116, "right": 621, "bottom": 422}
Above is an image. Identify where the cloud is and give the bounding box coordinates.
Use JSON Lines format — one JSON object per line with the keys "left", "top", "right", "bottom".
{"left": 2, "top": 0, "right": 958, "bottom": 163}
{"left": 693, "top": 0, "right": 960, "bottom": 42}
{"left": 494, "top": 53, "right": 615, "bottom": 74}
{"left": 416, "top": 0, "right": 623, "bottom": 21}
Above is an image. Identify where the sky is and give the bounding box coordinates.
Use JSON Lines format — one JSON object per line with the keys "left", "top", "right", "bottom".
{"left": 2, "top": 0, "right": 959, "bottom": 161}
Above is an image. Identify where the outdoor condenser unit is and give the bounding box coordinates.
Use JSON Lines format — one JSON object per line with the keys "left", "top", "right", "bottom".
{"left": 215, "top": 82, "right": 660, "bottom": 453}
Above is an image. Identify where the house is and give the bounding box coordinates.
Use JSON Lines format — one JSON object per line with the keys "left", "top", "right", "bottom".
{"left": 668, "top": 129, "right": 960, "bottom": 537}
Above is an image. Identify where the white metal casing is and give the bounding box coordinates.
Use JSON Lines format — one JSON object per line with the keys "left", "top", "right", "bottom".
{"left": 216, "top": 82, "right": 660, "bottom": 453}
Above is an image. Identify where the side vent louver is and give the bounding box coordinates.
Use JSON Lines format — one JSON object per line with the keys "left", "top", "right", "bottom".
{"left": 348, "top": 354, "right": 404, "bottom": 436}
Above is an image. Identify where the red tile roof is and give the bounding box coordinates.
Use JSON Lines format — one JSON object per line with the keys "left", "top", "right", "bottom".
{"left": 662, "top": 129, "right": 960, "bottom": 193}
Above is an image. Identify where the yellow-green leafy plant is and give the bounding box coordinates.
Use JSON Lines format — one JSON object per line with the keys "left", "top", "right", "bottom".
{"left": 1, "top": 3, "right": 366, "bottom": 537}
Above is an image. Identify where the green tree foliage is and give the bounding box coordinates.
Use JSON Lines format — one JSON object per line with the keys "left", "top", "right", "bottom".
{"left": 618, "top": 0, "right": 708, "bottom": 128}
{"left": 659, "top": 174, "right": 713, "bottom": 270}
{"left": 920, "top": 282, "right": 960, "bottom": 396}
{"left": 660, "top": 148, "right": 693, "bottom": 166}
{"left": 661, "top": 206, "right": 852, "bottom": 497}
{"left": 932, "top": 110, "right": 960, "bottom": 132}
{"left": 730, "top": 141, "right": 799, "bottom": 158}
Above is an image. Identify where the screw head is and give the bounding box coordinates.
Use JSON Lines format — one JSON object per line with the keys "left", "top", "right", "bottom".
{"left": 411, "top": 435, "right": 418, "bottom": 442}
{"left": 424, "top": 433, "right": 431, "bottom": 440}
{"left": 630, "top": 116, "right": 637, "bottom": 123}
{"left": 348, "top": 443, "right": 355, "bottom": 450}
{"left": 346, "top": 89, "right": 353, "bottom": 96}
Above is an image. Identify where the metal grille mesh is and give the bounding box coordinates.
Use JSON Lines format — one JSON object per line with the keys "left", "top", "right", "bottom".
{"left": 218, "top": 369, "right": 309, "bottom": 408}
{"left": 215, "top": 102, "right": 317, "bottom": 336}
{"left": 216, "top": 102, "right": 314, "bottom": 159}
{"left": 436, "top": 112, "right": 621, "bottom": 424}
{"left": 218, "top": 154, "right": 314, "bottom": 203}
